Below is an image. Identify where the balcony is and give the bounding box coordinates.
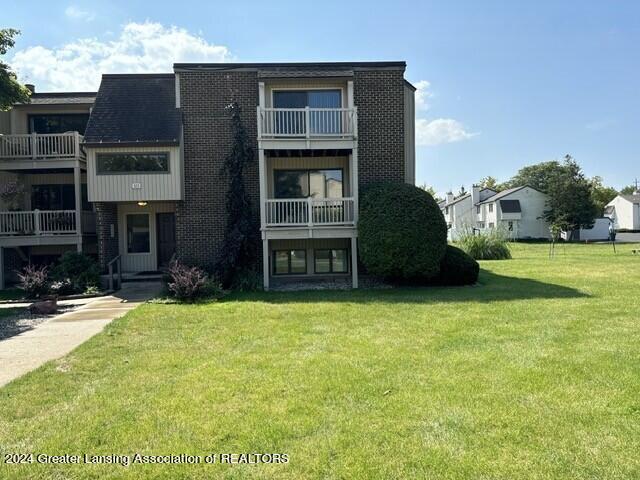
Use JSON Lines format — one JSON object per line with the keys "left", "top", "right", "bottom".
{"left": 257, "top": 107, "right": 357, "bottom": 149}
{"left": 0, "top": 132, "right": 85, "bottom": 168}
{"left": 0, "top": 210, "right": 86, "bottom": 236}
{"left": 265, "top": 197, "right": 355, "bottom": 228}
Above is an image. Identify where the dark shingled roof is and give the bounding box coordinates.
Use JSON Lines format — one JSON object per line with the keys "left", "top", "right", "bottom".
{"left": 24, "top": 92, "right": 96, "bottom": 105}
{"left": 83, "top": 74, "right": 180, "bottom": 146}
{"left": 621, "top": 194, "right": 640, "bottom": 204}
{"left": 500, "top": 199, "right": 521, "bottom": 213}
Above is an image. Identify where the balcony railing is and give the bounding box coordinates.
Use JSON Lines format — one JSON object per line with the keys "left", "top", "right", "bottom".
{"left": 0, "top": 132, "right": 84, "bottom": 160}
{"left": 0, "top": 210, "right": 78, "bottom": 236}
{"left": 258, "top": 107, "right": 357, "bottom": 139}
{"left": 265, "top": 197, "right": 355, "bottom": 227}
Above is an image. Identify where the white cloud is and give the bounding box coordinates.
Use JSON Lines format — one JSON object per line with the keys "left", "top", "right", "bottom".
{"left": 414, "top": 79, "right": 432, "bottom": 110}
{"left": 64, "top": 6, "right": 95, "bottom": 21}
{"left": 10, "top": 21, "right": 232, "bottom": 91}
{"left": 415, "top": 118, "right": 478, "bottom": 146}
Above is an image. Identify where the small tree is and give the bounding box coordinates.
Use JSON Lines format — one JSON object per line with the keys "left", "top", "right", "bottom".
{"left": 0, "top": 29, "right": 31, "bottom": 110}
{"left": 543, "top": 155, "right": 598, "bottom": 233}
{"left": 215, "top": 102, "right": 259, "bottom": 288}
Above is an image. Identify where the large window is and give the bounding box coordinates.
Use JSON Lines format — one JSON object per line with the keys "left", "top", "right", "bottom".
{"left": 273, "top": 90, "right": 342, "bottom": 135}
{"left": 97, "top": 153, "right": 169, "bottom": 174}
{"left": 126, "top": 214, "right": 150, "bottom": 254}
{"left": 29, "top": 114, "right": 90, "bottom": 134}
{"left": 274, "top": 169, "right": 343, "bottom": 199}
{"left": 31, "top": 184, "right": 90, "bottom": 211}
{"left": 273, "top": 249, "right": 307, "bottom": 275}
{"left": 314, "top": 249, "right": 348, "bottom": 274}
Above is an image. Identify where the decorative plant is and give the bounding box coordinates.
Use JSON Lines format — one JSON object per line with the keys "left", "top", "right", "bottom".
{"left": 50, "top": 252, "right": 100, "bottom": 293}
{"left": 214, "top": 101, "right": 259, "bottom": 288}
{"left": 0, "top": 180, "right": 24, "bottom": 210}
{"left": 166, "top": 260, "right": 211, "bottom": 302}
{"left": 16, "top": 264, "right": 50, "bottom": 298}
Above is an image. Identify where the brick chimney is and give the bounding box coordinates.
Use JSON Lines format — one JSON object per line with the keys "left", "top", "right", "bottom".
{"left": 446, "top": 191, "right": 454, "bottom": 203}
{"left": 25, "top": 84, "right": 35, "bottom": 94}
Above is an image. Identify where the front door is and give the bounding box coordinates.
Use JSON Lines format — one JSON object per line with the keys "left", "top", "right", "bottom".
{"left": 156, "top": 213, "right": 176, "bottom": 269}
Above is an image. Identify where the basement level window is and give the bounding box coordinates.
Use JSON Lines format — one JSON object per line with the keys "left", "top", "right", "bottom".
{"left": 315, "top": 249, "right": 348, "bottom": 274}
{"left": 273, "top": 250, "right": 307, "bottom": 275}
{"left": 97, "top": 153, "right": 169, "bottom": 174}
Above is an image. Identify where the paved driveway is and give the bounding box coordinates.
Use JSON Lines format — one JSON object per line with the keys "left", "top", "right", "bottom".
{"left": 0, "top": 282, "right": 161, "bottom": 387}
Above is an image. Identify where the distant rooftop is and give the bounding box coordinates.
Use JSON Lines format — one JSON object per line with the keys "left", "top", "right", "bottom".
{"left": 19, "top": 92, "right": 96, "bottom": 106}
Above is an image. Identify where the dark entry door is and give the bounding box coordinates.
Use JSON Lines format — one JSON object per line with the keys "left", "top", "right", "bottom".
{"left": 156, "top": 213, "right": 176, "bottom": 269}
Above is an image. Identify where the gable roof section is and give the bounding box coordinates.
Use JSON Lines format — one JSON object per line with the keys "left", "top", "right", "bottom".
{"left": 479, "top": 185, "right": 546, "bottom": 204}
{"left": 500, "top": 199, "right": 521, "bottom": 213}
{"left": 83, "top": 74, "right": 180, "bottom": 147}
{"left": 620, "top": 194, "right": 640, "bottom": 204}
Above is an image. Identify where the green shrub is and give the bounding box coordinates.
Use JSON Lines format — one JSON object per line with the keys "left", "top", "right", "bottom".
{"left": 51, "top": 252, "right": 100, "bottom": 293}
{"left": 359, "top": 183, "right": 447, "bottom": 280}
{"left": 436, "top": 245, "right": 479, "bottom": 285}
{"left": 17, "top": 264, "right": 49, "bottom": 298}
{"left": 457, "top": 228, "right": 512, "bottom": 260}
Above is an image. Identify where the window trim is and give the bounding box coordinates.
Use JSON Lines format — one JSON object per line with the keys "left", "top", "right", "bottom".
{"left": 273, "top": 168, "right": 345, "bottom": 199}
{"left": 96, "top": 152, "right": 171, "bottom": 175}
{"left": 125, "top": 213, "right": 151, "bottom": 255}
{"left": 272, "top": 249, "right": 307, "bottom": 276}
{"left": 314, "top": 248, "right": 349, "bottom": 274}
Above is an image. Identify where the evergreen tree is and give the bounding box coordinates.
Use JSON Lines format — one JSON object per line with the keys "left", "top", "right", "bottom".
{"left": 215, "top": 102, "right": 259, "bottom": 288}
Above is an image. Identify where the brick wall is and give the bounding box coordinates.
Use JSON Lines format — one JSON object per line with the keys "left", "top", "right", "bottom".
{"left": 176, "top": 71, "right": 260, "bottom": 270}
{"left": 95, "top": 202, "right": 119, "bottom": 271}
{"left": 353, "top": 69, "right": 406, "bottom": 188}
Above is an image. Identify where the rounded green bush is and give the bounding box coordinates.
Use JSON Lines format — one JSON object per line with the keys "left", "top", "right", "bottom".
{"left": 437, "top": 245, "right": 479, "bottom": 285}
{"left": 358, "top": 183, "right": 447, "bottom": 280}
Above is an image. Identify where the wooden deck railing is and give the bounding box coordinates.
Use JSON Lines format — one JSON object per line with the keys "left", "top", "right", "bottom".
{"left": 0, "top": 210, "right": 78, "bottom": 236}
{"left": 258, "top": 107, "right": 357, "bottom": 139}
{"left": 0, "top": 132, "right": 84, "bottom": 160}
{"left": 265, "top": 197, "right": 355, "bottom": 227}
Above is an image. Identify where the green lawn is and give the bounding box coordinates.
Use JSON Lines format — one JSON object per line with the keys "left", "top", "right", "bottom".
{"left": 1, "top": 243, "right": 639, "bottom": 479}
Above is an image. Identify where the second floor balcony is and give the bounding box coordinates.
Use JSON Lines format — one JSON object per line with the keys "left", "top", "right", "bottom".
{"left": 265, "top": 197, "right": 356, "bottom": 228}
{"left": 0, "top": 209, "right": 95, "bottom": 238}
{"left": 257, "top": 107, "right": 357, "bottom": 149}
{"left": 0, "top": 132, "right": 85, "bottom": 168}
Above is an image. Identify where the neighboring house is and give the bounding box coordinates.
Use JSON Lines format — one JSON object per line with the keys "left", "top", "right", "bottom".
{"left": 605, "top": 193, "right": 640, "bottom": 231}
{"left": 562, "top": 217, "right": 612, "bottom": 241}
{"left": 0, "top": 89, "right": 97, "bottom": 288}
{"left": 441, "top": 185, "right": 551, "bottom": 240}
{"left": 79, "top": 61, "right": 415, "bottom": 290}
{"left": 441, "top": 186, "right": 497, "bottom": 240}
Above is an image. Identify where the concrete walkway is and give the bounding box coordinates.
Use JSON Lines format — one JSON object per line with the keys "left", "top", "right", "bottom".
{"left": 0, "top": 281, "right": 162, "bottom": 387}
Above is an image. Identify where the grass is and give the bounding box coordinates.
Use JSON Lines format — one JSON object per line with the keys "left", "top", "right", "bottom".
{"left": 1, "top": 243, "right": 640, "bottom": 479}
{"left": 0, "top": 307, "right": 23, "bottom": 320}
{"left": 0, "top": 288, "right": 24, "bottom": 302}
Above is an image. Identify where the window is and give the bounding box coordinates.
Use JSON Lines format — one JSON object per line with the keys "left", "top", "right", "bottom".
{"left": 29, "top": 114, "right": 90, "bottom": 134}
{"left": 508, "top": 221, "right": 514, "bottom": 231}
{"left": 31, "top": 184, "right": 90, "bottom": 211}
{"left": 274, "top": 169, "right": 343, "bottom": 199}
{"left": 273, "top": 250, "right": 306, "bottom": 275}
{"left": 97, "top": 153, "right": 169, "bottom": 174}
{"left": 489, "top": 204, "right": 494, "bottom": 213}
{"left": 488, "top": 222, "right": 495, "bottom": 229}
{"left": 477, "top": 206, "right": 481, "bottom": 214}
{"left": 479, "top": 222, "right": 485, "bottom": 229}
{"left": 445, "top": 206, "right": 449, "bottom": 214}
{"left": 315, "top": 249, "right": 348, "bottom": 274}
{"left": 126, "top": 214, "right": 150, "bottom": 253}
{"left": 273, "top": 90, "right": 342, "bottom": 134}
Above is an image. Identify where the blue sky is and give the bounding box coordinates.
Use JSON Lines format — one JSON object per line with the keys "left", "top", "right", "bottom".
{"left": 5, "top": 0, "right": 640, "bottom": 194}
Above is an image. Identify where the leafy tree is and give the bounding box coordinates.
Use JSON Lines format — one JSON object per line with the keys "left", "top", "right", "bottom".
{"left": 418, "top": 184, "right": 442, "bottom": 202}
{"left": 0, "top": 29, "right": 30, "bottom": 110}
{"left": 589, "top": 176, "right": 618, "bottom": 215}
{"left": 505, "top": 160, "right": 567, "bottom": 192}
{"left": 620, "top": 184, "right": 639, "bottom": 195}
{"left": 542, "top": 156, "right": 598, "bottom": 232}
{"left": 215, "top": 102, "right": 259, "bottom": 288}
{"left": 477, "top": 176, "right": 501, "bottom": 191}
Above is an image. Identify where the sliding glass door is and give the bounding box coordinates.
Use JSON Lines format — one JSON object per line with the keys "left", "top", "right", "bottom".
{"left": 273, "top": 90, "right": 342, "bottom": 135}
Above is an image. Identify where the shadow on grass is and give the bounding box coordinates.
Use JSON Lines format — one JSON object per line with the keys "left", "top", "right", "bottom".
{"left": 223, "top": 270, "right": 588, "bottom": 305}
